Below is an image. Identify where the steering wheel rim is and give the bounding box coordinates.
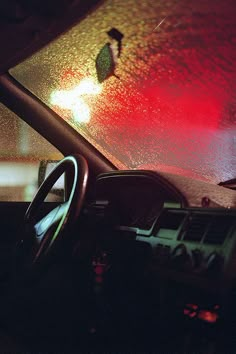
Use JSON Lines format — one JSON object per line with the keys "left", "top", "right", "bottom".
{"left": 24, "top": 154, "right": 88, "bottom": 267}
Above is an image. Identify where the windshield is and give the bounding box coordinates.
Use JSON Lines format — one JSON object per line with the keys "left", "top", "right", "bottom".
{"left": 10, "top": 0, "right": 236, "bottom": 183}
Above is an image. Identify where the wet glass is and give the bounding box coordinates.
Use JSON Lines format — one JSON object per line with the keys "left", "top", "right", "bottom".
{"left": 10, "top": 0, "right": 236, "bottom": 183}
{"left": 0, "top": 103, "right": 62, "bottom": 200}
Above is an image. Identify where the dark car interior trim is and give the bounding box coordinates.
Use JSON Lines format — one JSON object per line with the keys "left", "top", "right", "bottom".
{"left": 0, "top": 0, "right": 103, "bottom": 74}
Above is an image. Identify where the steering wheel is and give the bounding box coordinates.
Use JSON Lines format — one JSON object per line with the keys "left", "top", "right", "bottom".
{"left": 23, "top": 155, "right": 88, "bottom": 269}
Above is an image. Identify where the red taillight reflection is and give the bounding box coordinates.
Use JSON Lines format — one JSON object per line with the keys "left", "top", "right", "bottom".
{"left": 198, "top": 310, "right": 218, "bottom": 323}
{"left": 184, "top": 304, "right": 219, "bottom": 323}
{"left": 186, "top": 304, "right": 198, "bottom": 310}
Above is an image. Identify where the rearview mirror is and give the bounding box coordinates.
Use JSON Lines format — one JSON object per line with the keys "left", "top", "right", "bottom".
{"left": 95, "top": 43, "right": 115, "bottom": 83}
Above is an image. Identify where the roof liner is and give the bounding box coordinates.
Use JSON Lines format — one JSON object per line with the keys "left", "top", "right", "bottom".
{"left": 0, "top": 0, "right": 102, "bottom": 74}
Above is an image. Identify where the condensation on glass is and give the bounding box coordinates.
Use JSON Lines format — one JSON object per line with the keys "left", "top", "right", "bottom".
{"left": 0, "top": 104, "right": 62, "bottom": 201}
{"left": 10, "top": 0, "right": 236, "bottom": 183}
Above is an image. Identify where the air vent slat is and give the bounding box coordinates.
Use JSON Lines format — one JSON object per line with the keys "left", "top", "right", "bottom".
{"left": 183, "top": 214, "right": 211, "bottom": 242}
{"left": 204, "top": 216, "right": 235, "bottom": 244}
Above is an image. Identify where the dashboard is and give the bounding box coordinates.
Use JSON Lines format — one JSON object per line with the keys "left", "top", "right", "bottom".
{"left": 94, "top": 172, "right": 236, "bottom": 285}
{"left": 95, "top": 170, "right": 185, "bottom": 230}
{"left": 86, "top": 170, "right": 236, "bottom": 346}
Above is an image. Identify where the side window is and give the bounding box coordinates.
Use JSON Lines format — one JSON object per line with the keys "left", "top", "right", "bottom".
{"left": 0, "top": 103, "right": 63, "bottom": 201}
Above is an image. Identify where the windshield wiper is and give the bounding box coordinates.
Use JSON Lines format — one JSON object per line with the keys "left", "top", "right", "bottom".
{"left": 218, "top": 178, "right": 236, "bottom": 190}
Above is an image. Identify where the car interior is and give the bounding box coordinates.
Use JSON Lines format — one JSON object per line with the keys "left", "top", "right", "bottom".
{"left": 0, "top": 0, "right": 235, "bottom": 352}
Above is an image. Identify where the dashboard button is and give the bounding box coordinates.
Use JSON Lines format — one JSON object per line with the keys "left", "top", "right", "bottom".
{"left": 171, "top": 244, "right": 191, "bottom": 270}
{"left": 191, "top": 249, "right": 203, "bottom": 269}
{"left": 205, "top": 252, "right": 223, "bottom": 277}
{"left": 154, "top": 244, "right": 170, "bottom": 264}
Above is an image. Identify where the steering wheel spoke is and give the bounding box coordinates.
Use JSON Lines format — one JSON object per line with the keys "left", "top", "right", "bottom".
{"left": 34, "top": 205, "right": 63, "bottom": 238}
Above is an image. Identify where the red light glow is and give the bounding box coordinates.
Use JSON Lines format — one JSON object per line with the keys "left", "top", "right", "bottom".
{"left": 189, "top": 312, "right": 197, "bottom": 318}
{"left": 94, "top": 265, "right": 104, "bottom": 275}
{"left": 184, "top": 309, "right": 197, "bottom": 318}
{"left": 95, "top": 275, "right": 103, "bottom": 284}
{"left": 186, "top": 304, "right": 198, "bottom": 310}
{"left": 198, "top": 310, "right": 218, "bottom": 323}
{"left": 184, "top": 309, "right": 190, "bottom": 316}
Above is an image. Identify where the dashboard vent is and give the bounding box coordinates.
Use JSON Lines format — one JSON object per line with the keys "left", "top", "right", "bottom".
{"left": 183, "top": 214, "right": 212, "bottom": 242}
{"left": 204, "top": 216, "right": 235, "bottom": 244}
{"left": 159, "top": 210, "right": 186, "bottom": 230}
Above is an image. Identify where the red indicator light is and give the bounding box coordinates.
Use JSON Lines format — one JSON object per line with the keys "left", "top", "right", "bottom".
{"left": 186, "top": 304, "right": 198, "bottom": 310}
{"left": 184, "top": 309, "right": 197, "bottom": 318}
{"left": 94, "top": 265, "right": 104, "bottom": 275}
{"left": 198, "top": 310, "right": 218, "bottom": 323}
{"left": 95, "top": 275, "right": 103, "bottom": 284}
{"left": 184, "top": 309, "right": 190, "bottom": 315}
{"left": 189, "top": 311, "right": 197, "bottom": 318}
